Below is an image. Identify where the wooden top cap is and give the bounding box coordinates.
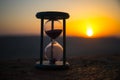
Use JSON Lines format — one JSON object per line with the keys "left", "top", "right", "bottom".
{"left": 36, "top": 11, "right": 69, "bottom": 20}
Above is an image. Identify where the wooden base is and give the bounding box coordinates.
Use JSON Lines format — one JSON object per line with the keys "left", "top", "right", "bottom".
{"left": 35, "top": 60, "right": 70, "bottom": 70}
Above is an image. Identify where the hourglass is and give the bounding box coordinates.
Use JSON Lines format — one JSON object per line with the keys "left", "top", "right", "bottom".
{"left": 44, "top": 20, "right": 63, "bottom": 64}
{"left": 35, "top": 11, "right": 70, "bottom": 69}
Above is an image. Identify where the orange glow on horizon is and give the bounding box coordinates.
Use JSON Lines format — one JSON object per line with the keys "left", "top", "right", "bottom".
{"left": 0, "top": 0, "right": 119, "bottom": 37}
{"left": 66, "top": 16, "right": 119, "bottom": 38}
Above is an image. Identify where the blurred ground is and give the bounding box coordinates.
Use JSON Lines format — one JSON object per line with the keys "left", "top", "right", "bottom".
{"left": 0, "top": 54, "right": 120, "bottom": 80}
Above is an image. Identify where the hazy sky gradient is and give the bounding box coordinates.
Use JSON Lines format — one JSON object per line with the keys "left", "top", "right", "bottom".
{"left": 0, "top": 0, "right": 120, "bottom": 37}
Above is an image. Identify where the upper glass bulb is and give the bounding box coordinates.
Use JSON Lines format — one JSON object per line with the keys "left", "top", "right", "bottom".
{"left": 44, "top": 20, "right": 62, "bottom": 39}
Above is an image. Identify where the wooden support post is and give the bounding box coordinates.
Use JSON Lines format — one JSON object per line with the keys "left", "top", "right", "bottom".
{"left": 40, "top": 19, "right": 44, "bottom": 64}
{"left": 63, "top": 19, "right": 66, "bottom": 65}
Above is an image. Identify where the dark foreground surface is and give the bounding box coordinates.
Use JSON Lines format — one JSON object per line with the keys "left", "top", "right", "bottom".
{"left": 0, "top": 54, "right": 120, "bottom": 80}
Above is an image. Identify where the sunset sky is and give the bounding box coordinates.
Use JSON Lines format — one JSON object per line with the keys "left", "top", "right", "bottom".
{"left": 0, "top": 0, "right": 120, "bottom": 38}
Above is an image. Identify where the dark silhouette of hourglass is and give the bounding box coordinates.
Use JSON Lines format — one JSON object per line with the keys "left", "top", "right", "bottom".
{"left": 35, "top": 11, "right": 70, "bottom": 69}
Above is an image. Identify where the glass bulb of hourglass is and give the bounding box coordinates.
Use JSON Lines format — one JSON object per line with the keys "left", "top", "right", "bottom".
{"left": 44, "top": 20, "right": 63, "bottom": 64}
{"left": 45, "top": 20, "right": 62, "bottom": 39}
{"left": 44, "top": 41, "right": 63, "bottom": 61}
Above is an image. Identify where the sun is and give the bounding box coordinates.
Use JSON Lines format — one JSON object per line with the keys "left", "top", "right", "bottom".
{"left": 86, "top": 28, "right": 93, "bottom": 37}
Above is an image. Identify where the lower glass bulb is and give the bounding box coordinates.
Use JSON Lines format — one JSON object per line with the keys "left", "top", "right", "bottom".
{"left": 44, "top": 41, "right": 63, "bottom": 61}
